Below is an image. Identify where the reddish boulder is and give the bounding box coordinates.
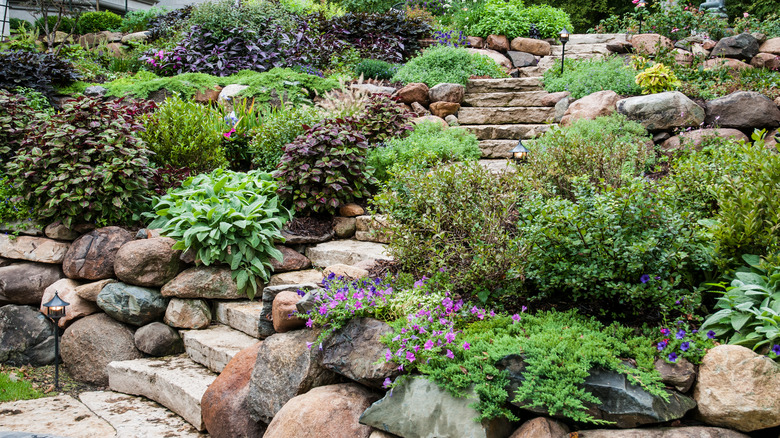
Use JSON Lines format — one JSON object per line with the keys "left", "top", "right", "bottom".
{"left": 486, "top": 34, "right": 510, "bottom": 52}
{"left": 263, "top": 383, "right": 378, "bottom": 438}
{"left": 62, "top": 227, "right": 133, "bottom": 280}
{"left": 193, "top": 86, "right": 223, "bottom": 104}
{"left": 467, "top": 36, "right": 484, "bottom": 48}
{"left": 394, "top": 83, "right": 429, "bottom": 106}
{"left": 750, "top": 53, "right": 780, "bottom": 70}
{"left": 270, "top": 245, "right": 311, "bottom": 273}
{"left": 272, "top": 291, "right": 307, "bottom": 333}
{"left": 429, "top": 102, "right": 461, "bottom": 118}
{"left": 630, "top": 33, "right": 674, "bottom": 55}
{"left": 560, "top": 90, "right": 620, "bottom": 126}
{"left": 202, "top": 342, "right": 266, "bottom": 438}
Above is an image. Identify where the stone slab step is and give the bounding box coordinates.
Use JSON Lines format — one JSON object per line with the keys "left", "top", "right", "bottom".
{"left": 466, "top": 77, "right": 543, "bottom": 93}
{"left": 107, "top": 355, "right": 217, "bottom": 431}
{"left": 79, "top": 391, "right": 207, "bottom": 438}
{"left": 305, "top": 239, "right": 392, "bottom": 269}
{"left": 568, "top": 33, "right": 628, "bottom": 45}
{"left": 478, "top": 159, "right": 518, "bottom": 174}
{"left": 463, "top": 91, "right": 550, "bottom": 107}
{"left": 514, "top": 66, "right": 545, "bottom": 78}
{"left": 458, "top": 107, "right": 556, "bottom": 125}
{"left": 460, "top": 123, "right": 552, "bottom": 140}
{"left": 214, "top": 300, "right": 265, "bottom": 338}
{"left": 0, "top": 395, "right": 116, "bottom": 438}
{"left": 550, "top": 43, "right": 612, "bottom": 56}
{"left": 181, "top": 323, "right": 260, "bottom": 373}
{"left": 479, "top": 139, "right": 537, "bottom": 159}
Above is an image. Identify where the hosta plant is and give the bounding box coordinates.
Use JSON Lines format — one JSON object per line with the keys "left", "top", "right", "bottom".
{"left": 6, "top": 96, "right": 156, "bottom": 228}
{"left": 274, "top": 118, "right": 377, "bottom": 215}
{"left": 147, "top": 169, "right": 291, "bottom": 299}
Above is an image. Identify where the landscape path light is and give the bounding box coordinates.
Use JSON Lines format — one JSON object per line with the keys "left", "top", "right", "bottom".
{"left": 637, "top": 0, "right": 647, "bottom": 34}
{"left": 511, "top": 139, "right": 529, "bottom": 163}
{"left": 559, "top": 28, "right": 569, "bottom": 74}
{"left": 42, "top": 292, "right": 69, "bottom": 390}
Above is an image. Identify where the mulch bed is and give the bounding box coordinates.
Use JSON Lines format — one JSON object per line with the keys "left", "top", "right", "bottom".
{"left": 284, "top": 216, "right": 333, "bottom": 237}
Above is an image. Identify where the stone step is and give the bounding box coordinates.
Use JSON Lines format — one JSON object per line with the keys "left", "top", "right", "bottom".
{"left": 466, "top": 77, "right": 543, "bottom": 93}
{"left": 0, "top": 395, "right": 116, "bottom": 438}
{"left": 568, "top": 33, "right": 629, "bottom": 45}
{"left": 551, "top": 43, "right": 612, "bottom": 56}
{"left": 107, "top": 355, "right": 217, "bottom": 431}
{"left": 460, "top": 123, "right": 552, "bottom": 140}
{"left": 458, "top": 107, "right": 556, "bottom": 125}
{"left": 479, "top": 139, "right": 537, "bottom": 159}
{"left": 305, "top": 239, "right": 392, "bottom": 269}
{"left": 514, "top": 66, "right": 545, "bottom": 78}
{"left": 181, "top": 323, "right": 260, "bottom": 373}
{"left": 463, "top": 91, "right": 550, "bottom": 107}
{"left": 478, "top": 159, "right": 518, "bottom": 174}
{"left": 79, "top": 391, "right": 207, "bottom": 438}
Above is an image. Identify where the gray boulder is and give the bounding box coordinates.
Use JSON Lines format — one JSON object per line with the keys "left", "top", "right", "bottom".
{"left": 0, "top": 304, "right": 56, "bottom": 365}
{"left": 710, "top": 33, "right": 759, "bottom": 61}
{"left": 97, "top": 282, "right": 168, "bottom": 326}
{"left": 429, "top": 83, "right": 465, "bottom": 104}
{"left": 247, "top": 329, "right": 339, "bottom": 424}
{"left": 507, "top": 51, "right": 537, "bottom": 68}
{"left": 319, "top": 318, "right": 399, "bottom": 389}
{"left": 705, "top": 91, "right": 780, "bottom": 129}
{"left": 617, "top": 91, "right": 704, "bottom": 131}
{"left": 83, "top": 86, "right": 108, "bottom": 97}
{"left": 134, "top": 322, "right": 184, "bottom": 356}
{"left": 0, "top": 263, "right": 64, "bottom": 305}
{"left": 359, "top": 376, "right": 513, "bottom": 438}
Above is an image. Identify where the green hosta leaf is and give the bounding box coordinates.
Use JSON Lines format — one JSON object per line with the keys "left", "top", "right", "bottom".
{"left": 730, "top": 312, "right": 752, "bottom": 332}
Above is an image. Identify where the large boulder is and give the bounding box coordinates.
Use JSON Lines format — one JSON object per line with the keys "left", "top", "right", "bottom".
{"left": 62, "top": 227, "right": 133, "bottom": 280}
{"left": 750, "top": 53, "right": 780, "bottom": 70}
{"left": 39, "top": 279, "right": 99, "bottom": 328}
{"left": 509, "top": 417, "right": 569, "bottom": 438}
{"left": 163, "top": 298, "right": 211, "bottom": 329}
{"left": 428, "top": 83, "right": 466, "bottom": 104}
{"left": 202, "top": 342, "right": 266, "bottom": 438}
{"left": 465, "top": 48, "right": 512, "bottom": 70}
{"left": 61, "top": 313, "right": 143, "bottom": 385}
{"left": 271, "top": 291, "right": 306, "bottom": 333}
{"left": 560, "top": 90, "right": 620, "bottom": 126}
{"left": 702, "top": 58, "right": 752, "bottom": 71}
{"left": 429, "top": 102, "right": 461, "bottom": 118}
{"left": 629, "top": 34, "right": 674, "bottom": 55}
{"left": 359, "top": 376, "right": 513, "bottom": 438}
{"left": 510, "top": 37, "right": 551, "bottom": 56}
{"left": 704, "top": 91, "right": 780, "bottom": 129}
{"left": 759, "top": 37, "right": 780, "bottom": 55}
{"left": 134, "top": 322, "right": 184, "bottom": 356}
{"left": 694, "top": 345, "right": 780, "bottom": 432}
{"left": 661, "top": 128, "right": 749, "bottom": 152}
{"left": 113, "top": 237, "right": 181, "bottom": 287}
{"left": 319, "top": 318, "right": 399, "bottom": 389}
{"left": 161, "top": 266, "right": 244, "bottom": 299}
{"left": 247, "top": 329, "right": 340, "bottom": 424}
{"left": 394, "top": 83, "right": 429, "bottom": 106}
{"left": 576, "top": 427, "right": 749, "bottom": 438}
{"left": 507, "top": 51, "right": 537, "bottom": 68}
{"left": 74, "top": 279, "right": 115, "bottom": 302}
{"left": 617, "top": 91, "right": 705, "bottom": 131}
{"left": 0, "top": 304, "right": 56, "bottom": 365}
{"left": 264, "top": 383, "right": 378, "bottom": 438}
{"left": 0, "top": 235, "right": 70, "bottom": 264}
{"left": 0, "top": 263, "right": 64, "bottom": 305}
{"left": 96, "top": 282, "right": 168, "bottom": 326}
{"left": 269, "top": 245, "right": 311, "bottom": 273}
{"left": 710, "top": 33, "right": 759, "bottom": 61}
{"left": 486, "top": 34, "right": 510, "bottom": 52}
{"left": 44, "top": 222, "right": 79, "bottom": 241}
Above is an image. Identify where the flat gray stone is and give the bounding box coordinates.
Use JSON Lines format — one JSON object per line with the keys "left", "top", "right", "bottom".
{"left": 268, "top": 270, "right": 323, "bottom": 287}
{"left": 181, "top": 324, "right": 259, "bottom": 373}
{"left": 79, "top": 391, "right": 206, "bottom": 438}
{"left": 107, "top": 355, "right": 217, "bottom": 431}
{"left": 463, "top": 91, "right": 548, "bottom": 107}
{"left": 0, "top": 395, "right": 116, "bottom": 438}
{"left": 0, "top": 235, "right": 70, "bottom": 264}
{"left": 359, "top": 376, "right": 513, "bottom": 438}
{"left": 0, "top": 220, "right": 44, "bottom": 237}
{"left": 305, "top": 240, "right": 391, "bottom": 268}
{"left": 460, "top": 123, "right": 551, "bottom": 140}
{"left": 466, "top": 77, "right": 543, "bottom": 93}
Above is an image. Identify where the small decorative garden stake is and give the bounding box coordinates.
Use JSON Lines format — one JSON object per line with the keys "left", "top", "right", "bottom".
{"left": 42, "top": 292, "right": 69, "bottom": 390}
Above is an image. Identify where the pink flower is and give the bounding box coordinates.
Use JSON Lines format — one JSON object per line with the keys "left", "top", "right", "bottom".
{"left": 424, "top": 339, "right": 434, "bottom": 350}
{"left": 445, "top": 349, "right": 454, "bottom": 359}
{"left": 743, "top": 12, "right": 749, "bottom": 18}
{"left": 463, "top": 342, "right": 471, "bottom": 350}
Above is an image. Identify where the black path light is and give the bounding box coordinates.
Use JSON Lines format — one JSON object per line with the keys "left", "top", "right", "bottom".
{"left": 42, "top": 292, "right": 69, "bottom": 390}
{"left": 637, "top": 0, "right": 647, "bottom": 34}
{"left": 511, "top": 139, "right": 529, "bottom": 163}
{"left": 559, "top": 28, "right": 570, "bottom": 74}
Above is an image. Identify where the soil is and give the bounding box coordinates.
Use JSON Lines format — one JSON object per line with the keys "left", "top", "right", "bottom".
{"left": 0, "top": 363, "right": 104, "bottom": 400}
{"left": 284, "top": 216, "right": 333, "bottom": 237}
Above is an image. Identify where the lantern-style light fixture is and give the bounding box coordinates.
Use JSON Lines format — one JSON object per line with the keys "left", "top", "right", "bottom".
{"left": 637, "top": 0, "right": 647, "bottom": 34}
{"left": 559, "top": 28, "right": 570, "bottom": 74}
{"left": 511, "top": 139, "right": 529, "bottom": 163}
{"left": 42, "top": 292, "right": 69, "bottom": 390}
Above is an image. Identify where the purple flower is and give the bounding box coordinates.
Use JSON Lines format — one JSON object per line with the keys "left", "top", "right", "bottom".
{"left": 463, "top": 342, "right": 471, "bottom": 350}
{"left": 657, "top": 340, "right": 668, "bottom": 351}
{"left": 445, "top": 332, "right": 456, "bottom": 344}
{"left": 305, "top": 318, "right": 314, "bottom": 328}
{"left": 640, "top": 274, "right": 651, "bottom": 284}
{"left": 668, "top": 352, "right": 678, "bottom": 362}
{"left": 521, "top": 305, "right": 527, "bottom": 313}
{"left": 446, "top": 349, "right": 454, "bottom": 359}
{"left": 772, "top": 345, "right": 780, "bottom": 356}
{"left": 424, "top": 339, "right": 434, "bottom": 350}
{"left": 707, "top": 330, "right": 716, "bottom": 339}
{"left": 383, "top": 377, "right": 392, "bottom": 388}
{"left": 385, "top": 349, "right": 392, "bottom": 361}
{"left": 660, "top": 328, "right": 669, "bottom": 335}
{"left": 680, "top": 341, "right": 690, "bottom": 352}
{"left": 511, "top": 314, "right": 521, "bottom": 323}
{"left": 676, "top": 329, "right": 686, "bottom": 340}
{"left": 405, "top": 351, "right": 416, "bottom": 362}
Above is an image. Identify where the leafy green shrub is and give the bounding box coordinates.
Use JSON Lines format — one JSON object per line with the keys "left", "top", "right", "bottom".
{"left": 34, "top": 15, "right": 75, "bottom": 34}
{"left": 635, "top": 63, "right": 680, "bottom": 95}
{"left": 367, "top": 121, "right": 481, "bottom": 181}
{"left": 188, "top": 0, "right": 298, "bottom": 39}
{"left": 732, "top": 12, "right": 780, "bottom": 38}
{"left": 249, "top": 105, "right": 323, "bottom": 172}
{"left": 0, "top": 90, "right": 44, "bottom": 167}
{"left": 468, "top": 0, "right": 572, "bottom": 39}
{"left": 373, "top": 161, "right": 526, "bottom": 302}
{"left": 543, "top": 56, "right": 641, "bottom": 99}
{"left": 521, "top": 114, "right": 651, "bottom": 200}
{"left": 12, "top": 87, "right": 54, "bottom": 114}
{"left": 274, "top": 118, "right": 377, "bottom": 215}
{"left": 77, "top": 11, "right": 122, "bottom": 34}
{"left": 9, "top": 18, "right": 32, "bottom": 33}
{"left": 119, "top": 7, "right": 167, "bottom": 33}
{"left": 0, "top": 50, "right": 80, "bottom": 100}
{"left": 140, "top": 96, "right": 228, "bottom": 172}
{"left": 392, "top": 46, "right": 508, "bottom": 87}
{"left": 6, "top": 96, "right": 157, "bottom": 228}
{"left": 0, "top": 175, "right": 32, "bottom": 227}
{"left": 519, "top": 177, "right": 713, "bottom": 317}
{"left": 591, "top": 3, "right": 728, "bottom": 40}
{"left": 331, "top": 0, "right": 397, "bottom": 14}
{"left": 701, "top": 254, "right": 780, "bottom": 355}
{"left": 147, "top": 169, "right": 291, "bottom": 299}
{"left": 354, "top": 59, "right": 398, "bottom": 80}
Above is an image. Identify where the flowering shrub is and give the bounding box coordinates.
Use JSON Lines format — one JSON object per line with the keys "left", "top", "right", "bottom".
{"left": 432, "top": 29, "right": 468, "bottom": 47}
{"left": 653, "top": 321, "right": 716, "bottom": 364}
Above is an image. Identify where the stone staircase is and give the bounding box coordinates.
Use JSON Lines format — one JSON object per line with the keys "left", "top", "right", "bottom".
{"left": 539, "top": 33, "right": 630, "bottom": 70}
